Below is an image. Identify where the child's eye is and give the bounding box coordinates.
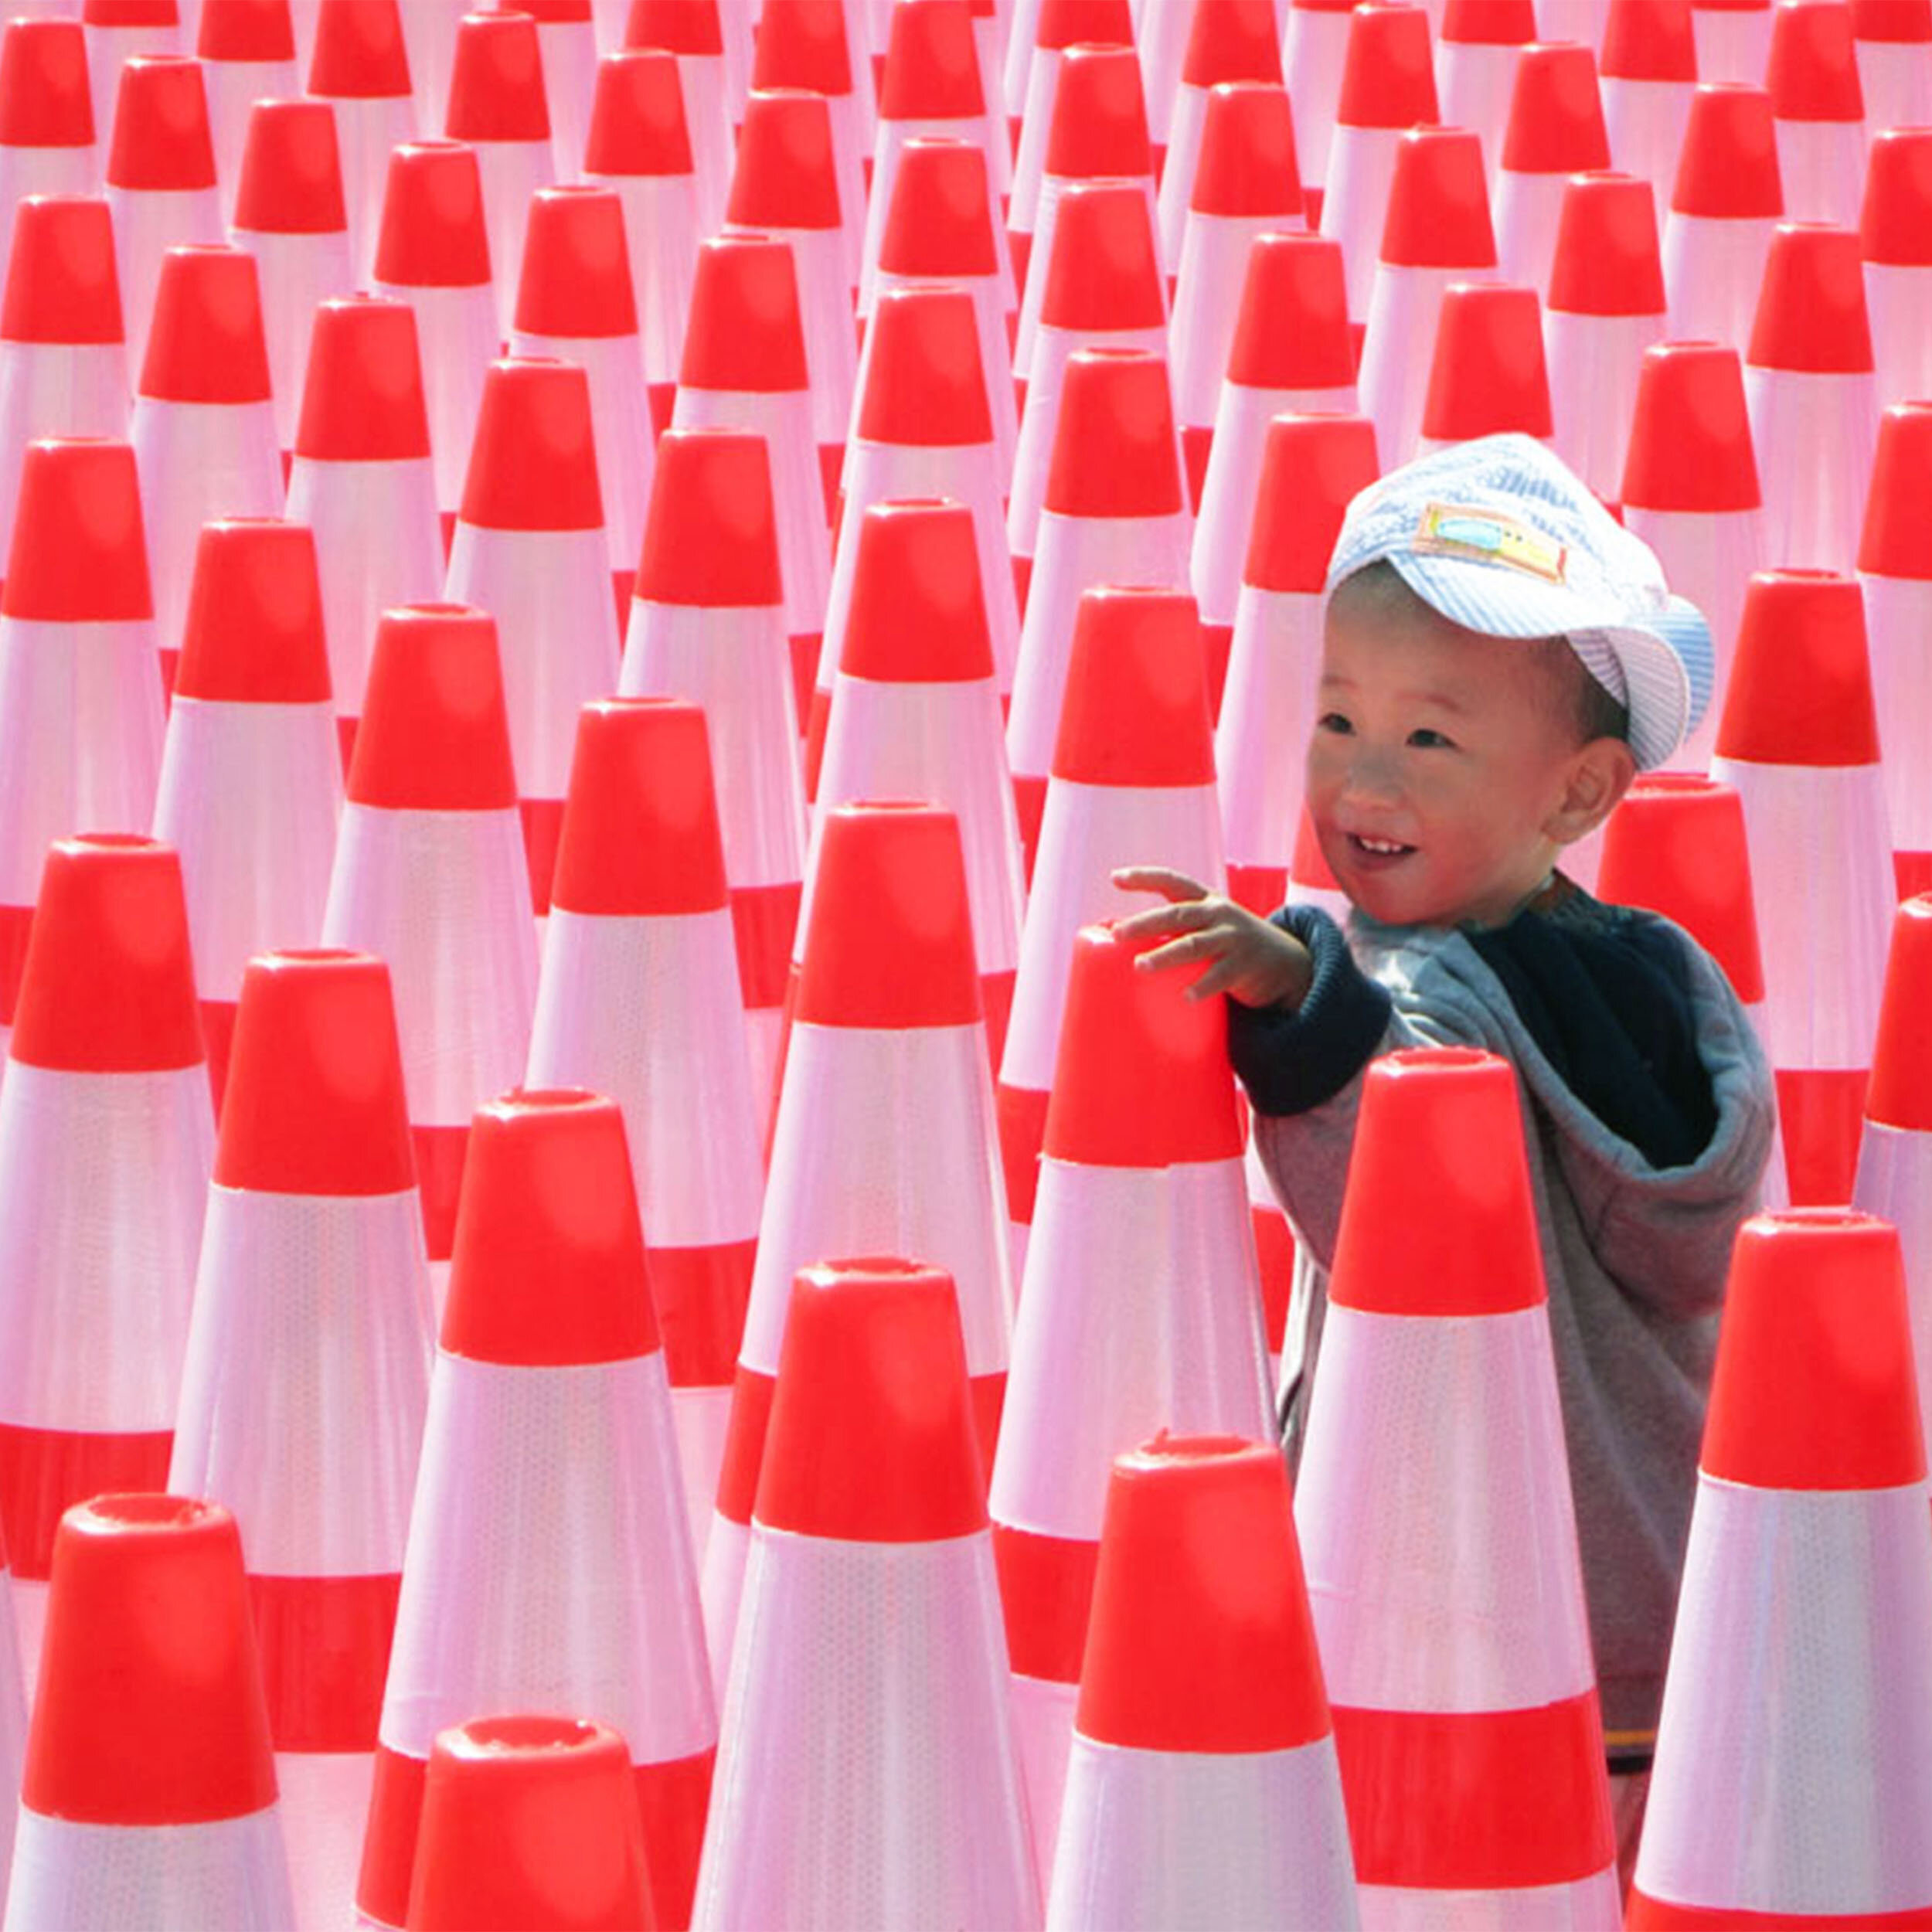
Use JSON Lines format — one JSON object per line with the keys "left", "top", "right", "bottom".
{"left": 1317, "top": 712, "right": 1353, "bottom": 735}
{"left": 1407, "top": 727, "right": 1454, "bottom": 749}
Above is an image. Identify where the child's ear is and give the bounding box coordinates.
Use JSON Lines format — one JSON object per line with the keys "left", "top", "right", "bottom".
{"left": 1547, "top": 737, "right": 1638, "bottom": 845}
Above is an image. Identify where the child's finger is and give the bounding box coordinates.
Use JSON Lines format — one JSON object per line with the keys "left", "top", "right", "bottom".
{"left": 1134, "top": 927, "right": 1226, "bottom": 974}
{"left": 1111, "top": 865, "right": 1210, "bottom": 903}
{"left": 1114, "top": 897, "right": 1217, "bottom": 941}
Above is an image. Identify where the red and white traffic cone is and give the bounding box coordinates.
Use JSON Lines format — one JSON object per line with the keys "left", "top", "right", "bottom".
{"left": 702, "top": 803, "right": 1015, "bottom": 1698}
{"left": 395, "top": 0, "right": 458, "bottom": 140}
{"left": 1286, "top": 0, "right": 1363, "bottom": 225}
{"left": 131, "top": 243, "right": 284, "bottom": 689}
{"left": 1855, "top": 0, "right": 1932, "bottom": 131}
{"left": 1690, "top": 0, "right": 1773, "bottom": 82}
{"left": 514, "top": 0, "right": 597, "bottom": 180}
{"left": 0, "top": 838, "right": 214, "bottom": 1686}
{"left": 623, "top": 0, "right": 732, "bottom": 236}
{"left": 1600, "top": 0, "right": 1697, "bottom": 200}
{"left": 1133, "top": 0, "right": 1192, "bottom": 185}
{"left": 525, "top": 697, "right": 764, "bottom": 1559}
{"left": 1662, "top": 80, "right": 1782, "bottom": 349}
{"left": 1295, "top": 1047, "right": 1620, "bottom": 1926}
{"left": 1437, "top": 0, "right": 1537, "bottom": 189}
{"left": 359, "top": 1088, "right": 715, "bottom": 1932}
{"left": 620, "top": 428, "right": 806, "bottom": 1120}
{"left": 1495, "top": 39, "right": 1612, "bottom": 298}
{"left": 0, "top": 24, "right": 97, "bottom": 290}
{"left": 3, "top": 1495, "right": 294, "bottom": 1928}
{"left": 1767, "top": 0, "right": 1866, "bottom": 229}
{"left": 84, "top": 0, "right": 184, "bottom": 167}
{"left": 1046, "top": 1434, "right": 1359, "bottom": 1931}
{"left": 168, "top": 948, "right": 433, "bottom": 1932}
{"left": 306, "top": 0, "right": 420, "bottom": 288}
{"left": 583, "top": 48, "right": 698, "bottom": 438}
{"left": 1418, "top": 279, "right": 1554, "bottom": 447}
{"left": 1007, "top": 349, "right": 1193, "bottom": 867}
{"left": 319, "top": 603, "right": 539, "bottom": 1287}
{"left": 1711, "top": 568, "right": 1891, "bottom": 1204}
{"left": 196, "top": 0, "right": 297, "bottom": 226}
{"left": 1745, "top": 219, "right": 1877, "bottom": 574}
{"left": 991, "top": 922, "right": 1273, "bottom": 1885}
{"left": 1861, "top": 126, "right": 1932, "bottom": 413}
{"left": 692, "top": 1257, "right": 1038, "bottom": 1932}
{"left": 1627, "top": 1209, "right": 1932, "bottom": 1927}
{"left": 151, "top": 520, "right": 340, "bottom": 1104}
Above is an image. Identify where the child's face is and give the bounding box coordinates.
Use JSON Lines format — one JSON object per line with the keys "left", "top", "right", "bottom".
{"left": 1307, "top": 588, "right": 1605, "bottom": 929}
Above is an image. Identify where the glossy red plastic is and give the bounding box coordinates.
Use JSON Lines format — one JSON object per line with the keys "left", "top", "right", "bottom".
{"left": 1044, "top": 43, "right": 1152, "bottom": 178}
{"left": 1600, "top": 0, "right": 1696, "bottom": 78}
{"left": 1041, "top": 179, "right": 1165, "bottom": 330}
{"left": 1749, "top": 221, "right": 1874, "bottom": 372}
{"left": 2, "top": 437, "right": 152, "bottom": 621}
{"left": 1767, "top": 0, "right": 1866, "bottom": 120}
{"left": 1, "top": 196, "right": 122, "bottom": 345}
{"left": 197, "top": 0, "right": 294, "bottom": 60}
{"left": 1189, "top": 81, "right": 1301, "bottom": 218}
{"left": 1502, "top": 42, "right": 1611, "bottom": 173}
{"left": 308, "top": 0, "right": 412, "bottom": 100}
{"left": 233, "top": 97, "right": 345, "bottom": 234}
{"left": 677, "top": 234, "right": 809, "bottom": 393}
{"left": 83, "top": 0, "right": 179, "bottom": 19}
{"left": 622, "top": 0, "right": 724, "bottom": 56}
{"left": 878, "top": 0, "right": 985, "bottom": 121}
{"left": 879, "top": 135, "right": 998, "bottom": 276}
{"left": 1420, "top": 281, "right": 1553, "bottom": 442}
{"left": 1378, "top": 125, "right": 1497, "bottom": 270}
{"left": 1853, "top": 0, "right": 1932, "bottom": 37}
{"left": 1670, "top": 84, "right": 1782, "bottom": 217}
{"left": 1030, "top": 0, "right": 1132, "bottom": 51}
{"left": 139, "top": 244, "right": 271, "bottom": 401}
{"left": 1181, "top": 0, "right": 1281, "bottom": 83}
{"left": 584, "top": 46, "right": 690, "bottom": 176}
{"left": 105, "top": 56, "right": 216, "bottom": 190}
{"left": 1052, "top": 587, "right": 1214, "bottom": 787}
{"left": 1043, "top": 347, "right": 1184, "bottom": 519}
{"left": 515, "top": 185, "right": 638, "bottom": 338}
{"left": 857, "top": 287, "right": 993, "bottom": 447}
{"left": 1860, "top": 402, "right": 1932, "bottom": 579}
{"left": 295, "top": 295, "right": 431, "bottom": 461}
{"left": 751, "top": 0, "right": 853, "bottom": 93}
{"left": 1620, "top": 342, "right": 1760, "bottom": 512}
{"left": 842, "top": 498, "right": 994, "bottom": 681}
{"left": 174, "top": 519, "right": 330, "bottom": 703}
{"left": 1335, "top": 5, "right": 1438, "bottom": 130}
{"left": 1548, "top": 172, "right": 1665, "bottom": 315}
{"left": 1861, "top": 127, "right": 1932, "bottom": 265}
{"left": 1715, "top": 569, "right": 1881, "bottom": 766}
{"left": 1225, "top": 233, "right": 1354, "bottom": 390}
{"left": 726, "top": 87, "right": 842, "bottom": 232}
{"left": 636, "top": 427, "right": 782, "bottom": 607}
{"left": 1443, "top": 0, "right": 1537, "bottom": 44}
{"left": 1244, "top": 410, "right": 1380, "bottom": 594}
{"left": 373, "top": 141, "right": 492, "bottom": 287}
{"left": 0, "top": 21, "right": 94, "bottom": 149}
{"left": 1864, "top": 897, "right": 1932, "bottom": 1129}
{"left": 460, "top": 358, "right": 603, "bottom": 532}
{"left": 444, "top": 10, "right": 549, "bottom": 143}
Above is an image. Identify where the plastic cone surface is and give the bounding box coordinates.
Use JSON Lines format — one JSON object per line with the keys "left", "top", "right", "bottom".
{"left": 1285, "top": 0, "right": 1371, "bottom": 213}
{"left": 1767, "top": 0, "right": 1866, "bottom": 229}
{"left": 87, "top": 2, "right": 186, "bottom": 176}
{"left": 518, "top": 1, "right": 599, "bottom": 182}
{"left": 1438, "top": 0, "right": 1537, "bottom": 192}
{"left": 1046, "top": 1434, "right": 1359, "bottom": 1930}
{"left": 1495, "top": 42, "right": 1611, "bottom": 299}
{"left": 1862, "top": 127, "right": 1932, "bottom": 413}
{"left": 1691, "top": 0, "right": 1774, "bottom": 82}
{"left": 623, "top": 0, "right": 732, "bottom": 237}
{"left": 1663, "top": 84, "right": 1783, "bottom": 352}
{"left": 1629, "top": 1211, "right": 1932, "bottom": 1924}
{"left": 199, "top": 0, "right": 299, "bottom": 227}
{"left": 1419, "top": 280, "right": 1554, "bottom": 447}
{"left": 1855, "top": 0, "right": 1932, "bottom": 133}
{"left": 0, "top": 25, "right": 97, "bottom": 298}
{"left": 1600, "top": 0, "right": 1697, "bottom": 204}
{"left": 307, "top": 0, "right": 420, "bottom": 288}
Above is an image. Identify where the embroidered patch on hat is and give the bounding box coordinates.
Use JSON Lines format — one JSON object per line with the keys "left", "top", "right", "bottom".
{"left": 1413, "top": 502, "right": 1569, "bottom": 583}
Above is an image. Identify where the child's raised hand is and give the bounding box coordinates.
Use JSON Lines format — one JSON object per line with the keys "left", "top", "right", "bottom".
{"left": 1111, "top": 867, "right": 1315, "bottom": 1009}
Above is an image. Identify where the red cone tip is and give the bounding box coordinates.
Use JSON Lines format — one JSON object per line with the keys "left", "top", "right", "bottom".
{"left": 794, "top": 802, "right": 982, "bottom": 1029}
{"left": 510, "top": 0, "right": 591, "bottom": 19}
{"left": 1715, "top": 569, "right": 1880, "bottom": 766}
{"left": 233, "top": 97, "right": 346, "bottom": 235}
{"left": 1502, "top": 41, "right": 1611, "bottom": 173}
{"left": 677, "top": 233, "right": 809, "bottom": 392}
{"left": 373, "top": 141, "right": 492, "bottom": 288}
{"left": 1601, "top": 0, "right": 1696, "bottom": 77}
{"left": 1703, "top": 1211, "right": 1924, "bottom": 1488}
{"left": 1182, "top": 0, "right": 1283, "bottom": 83}
{"left": 84, "top": 0, "right": 179, "bottom": 19}
{"left": 347, "top": 603, "right": 520, "bottom": 810}
{"left": 1335, "top": 4, "right": 1439, "bottom": 131}
{"left": 1420, "top": 281, "right": 1553, "bottom": 442}
{"left": 1868, "top": 897, "right": 1932, "bottom": 1128}
{"left": 514, "top": 184, "right": 638, "bottom": 338}
{"left": 1549, "top": 172, "right": 1666, "bottom": 315}
{"left": 106, "top": 56, "right": 217, "bottom": 190}
{"left": 1378, "top": 125, "right": 1497, "bottom": 270}
{"left": 1045, "top": 42, "right": 1154, "bottom": 179}
{"left": 1191, "top": 82, "right": 1301, "bottom": 219}
{"left": 550, "top": 697, "right": 730, "bottom": 917}
{"left": 1042, "top": 179, "right": 1165, "bottom": 330}
{"left": 1443, "top": 0, "right": 1537, "bottom": 45}
{"left": 1862, "top": 127, "right": 1932, "bottom": 265}
{"left": 308, "top": 0, "right": 412, "bottom": 100}
{"left": 1043, "top": 346, "right": 1185, "bottom": 518}
{"left": 584, "top": 46, "right": 692, "bottom": 176}
{"left": 1045, "top": 923, "right": 1243, "bottom": 1165}
{"left": 9, "top": 837, "right": 203, "bottom": 1075}
{"left": 1672, "top": 83, "right": 1782, "bottom": 217}
{"left": 1053, "top": 587, "right": 1215, "bottom": 787}
{"left": 754, "top": 1258, "right": 988, "bottom": 1542}
{"left": 726, "top": 87, "right": 843, "bottom": 232}
{"left": 3, "top": 437, "right": 152, "bottom": 621}
{"left": 1330, "top": 1047, "right": 1549, "bottom": 1315}
{"left": 460, "top": 356, "right": 604, "bottom": 532}
{"left": 0, "top": 21, "right": 94, "bottom": 149}
{"left": 1595, "top": 774, "right": 1766, "bottom": 1002}
{"left": 175, "top": 519, "right": 331, "bottom": 703}
{"left": 1245, "top": 411, "right": 1381, "bottom": 594}
{"left": 295, "top": 294, "right": 432, "bottom": 461}
{"left": 1032, "top": 0, "right": 1134, "bottom": 51}
{"left": 1853, "top": 0, "right": 1932, "bottom": 39}
{"left": 878, "top": 0, "right": 987, "bottom": 121}
{"left": 750, "top": 0, "right": 855, "bottom": 94}
{"left": 216, "top": 950, "right": 414, "bottom": 1195}
{"left": 879, "top": 135, "right": 998, "bottom": 276}
{"left": 843, "top": 498, "right": 995, "bottom": 682}
{"left": 406, "top": 1717, "right": 653, "bottom": 1932}
{"left": 444, "top": 10, "right": 550, "bottom": 143}
{"left": 2, "top": 196, "right": 123, "bottom": 345}
{"left": 1861, "top": 401, "right": 1932, "bottom": 579}
{"left": 1077, "top": 1435, "right": 1331, "bottom": 1753}
{"left": 1226, "top": 233, "right": 1354, "bottom": 391}
{"left": 138, "top": 243, "right": 271, "bottom": 403}
{"left": 636, "top": 426, "right": 782, "bottom": 607}
{"left": 1767, "top": 1, "right": 1865, "bottom": 121}
{"left": 442, "top": 1088, "right": 659, "bottom": 1368}
{"left": 1621, "top": 341, "right": 1760, "bottom": 512}
{"left": 1747, "top": 220, "right": 1873, "bottom": 373}
{"left": 22, "top": 1497, "right": 276, "bottom": 1828}
{"left": 622, "top": 0, "right": 723, "bottom": 56}
{"left": 198, "top": 0, "right": 296, "bottom": 61}
{"left": 858, "top": 286, "right": 995, "bottom": 447}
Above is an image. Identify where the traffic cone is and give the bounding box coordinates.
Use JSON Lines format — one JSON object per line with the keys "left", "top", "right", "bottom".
{"left": 1627, "top": 1209, "right": 1932, "bottom": 1927}
{"left": 405, "top": 1717, "right": 655, "bottom": 1932}
{"left": 623, "top": 0, "right": 731, "bottom": 236}
{"left": 1419, "top": 279, "right": 1553, "bottom": 447}
{"left": 1745, "top": 220, "right": 1877, "bottom": 574}
{"left": 306, "top": 0, "right": 420, "bottom": 288}
{"left": 130, "top": 243, "right": 284, "bottom": 689}
{"left": 1621, "top": 340, "right": 1764, "bottom": 770}
{"left": 319, "top": 603, "right": 539, "bottom": 1283}
{"left": 1437, "top": 0, "right": 1537, "bottom": 189}
{"left": 1600, "top": 0, "right": 1698, "bottom": 203}
{"left": 1862, "top": 126, "right": 1932, "bottom": 413}
{"left": 692, "top": 1257, "right": 1038, "bottom": 1932}
{"left": 702, "top": 803, "right": 1015, "bottom": 1698}
{"left": 1285, "top": 0, "right": 1362, "bottom": 223}
{"left": 619, "top": 428, "right": 806, "bottom": 1121}
{"left": 1662, "top": 82, "right": 1782, "bottom": 349}
{"left": 510, "top": 183, "right": 654, "bottom": 613}
{"left": 1689, "top": 0, "right": 1773, "bottom": 83}
{"left": 1294, "top": 1047, "right": 1621, "bottom": 1926}
{"left": 1007, "top": 349, "right": 1193, "bottom": 868}
{"left": 84, "top": 0, "right": 184, "bottom": 168}
{"left": 1045, "top": 1434, "right": 1359, "bottom": 1931}
{"left": 525, "top": 697, "right": 764, "bottom": 1559}
{"left": 672, "top": 236, "right": 830, "bottom": 730}
{"left": 167, "top": 948, "right": 433, "bottom": 1932}
{"left": 1711, "top": 569, "right": 1890, "bottom": 1203}
{"left": 3, "top": 1495, "right": 294, "bottom": 1928}
{"left": 998, "top": 588, "right": 1223, "bottom": 1280}
{"left": 357, "top": 1088, "right": 715, "bottom": 1932}
{"left": 1495, "top": 40, "right": 1612, "bottom": 298}
{"left": 0, "top": 24, "right": 97, "bottom": 294}
{"left": 583, "top": 48, "right": 698, "bottom": 438}
{"left": 196, "top": 0, "right": 297, "bottom": 226}
{"left": 991, "top": 922, "right": 1274, "bottom": 1884}
{"left": 1854, "top": 0, "right": 1932, "bottom": 132}
{"left": 1133, "top": 0, "right": 1192, "bottom": 185}
{"left": 151, "top": 520, "right": 340, "bottom": 1104}
{"left": 0, "top": 838, "right": 214, "bottom": 1683}
{"left": 398, "top": 0, "right": 460, "bottom": 141}
{"left": 513, "top": 0, "right": 597, "bottom": 180}
{"left": 1767, "top": 0, "right": 1866, "bottom": 229}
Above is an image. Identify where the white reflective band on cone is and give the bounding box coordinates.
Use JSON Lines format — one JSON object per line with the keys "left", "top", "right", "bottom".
{"left": 1855, "top": 1120, "right": 1932, "bottom": 1466}
{"left": 1360, "top": 264, "right": 1493, "bottom": 474}
{"left": 1859, "top": 573, "right": 1932, "bottom": 853}
{"left": 1218, "top": 585, "right": 1325, "bottom": 877}
{"left": 1744, "top": 366, "right": 1878, "bottom": 575}
{"left": 1319, "top": 127, "right": 1407, "bottom": 320}
{"left": 107, "top": 185, "right": 223, "bottom": 387}
{"left": 368, "top": 284, "right": 493, "bottom": 517}
{"left": 1662, "top": 213, "right": 1773, "bottom": 353}
{"left": 240, "top": 229, "right": 352, "bottom": 455}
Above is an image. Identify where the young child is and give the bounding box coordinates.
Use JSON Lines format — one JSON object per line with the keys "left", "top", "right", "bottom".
{"left": 1117, "top": 434, "right": 1776, "bottom": 1840}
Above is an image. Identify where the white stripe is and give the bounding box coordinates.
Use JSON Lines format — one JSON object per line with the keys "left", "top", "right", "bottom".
{"left": 1774, "top": 121, "right": 1866, "bottom": 231}
{"left": 1743, "top": 365, "right": 1878, "bottom": 577}
{"left": 1601, "top": 80, "right": 1692, "bottom": 216}
{"left": 1662, "top": 211, "right": 1774, "bottom": 353}
{"left": 1437, "top": 43, "right": 1519, "bottom": 189}
{"left": 1867, "top": 260, "right": 1932, "bottom": 412}
{"left": 1493, "top": 165, "right": 1566, "bottom": 301}
{"left": 367, "top": 282, "right": 494, "bottom": 515}
{"left": 1359, "top": 264, "right": 1498, "bottom": 476}
{"left": 1319, "top": 124, "right": 1410, "bottom": 318}
{"left": 1546, "top": 309, "right": 1662, "bottom": 507}
{"left": 1011, "top": 1671, "right": 1079, "bottom": 1906}
{"left": 1177, "top": 222, "right": 1298, "bottom": 437}
{"left": 1217, "top": 585, "right": 1323, "bottom": 874}
{"left": 700, "top": 1509, "right": 752, "bottom": 1704}
{"left": 275, "top": 1752, "right": 374, "bottom": 1932}
{"left": 238, "top": 226, "right": 350, "bottom": 455}
{"left": 0, "top": 342, "right": 128, "bottom": 570}
{"left": 1861, "top": 572, "right": 1932, "bottom": 849}
{"left": 1856, "top": 42, "right": 1932, "bottom": 145}
{"left": 1286, "top": 8, "right": 1352, "bottom": 191}
{"left": 586, "top": 172, "right": 697, "bottom": 393}
{"left": 1854, "top": 1120, "right": 1932, "bottom": 1470}
{"left": 672, "top": 1385, "right": 730, "bottom": 1573}
{"left": 1355, "top": 1872, "right": 1621, "bottom": 1930}
{"left": 744, "top": 226, "right": 855, "bottom": 451}
{"left": 470, "top": 137, "right": 549, "bottom": 342}
{"left": 107, "top": 185, "right": 224, "bottom": 390}
{"left": 1155, "top": 80, "right": 1213, "bottom": 268}
{"left": 1010, "top": 47, "right": 1067, "bottom": 235}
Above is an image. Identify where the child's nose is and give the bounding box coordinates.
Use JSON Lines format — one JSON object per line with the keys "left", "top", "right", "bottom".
{"left": 1340, "top": 745, "right": 1404, "bottom": 806}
